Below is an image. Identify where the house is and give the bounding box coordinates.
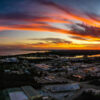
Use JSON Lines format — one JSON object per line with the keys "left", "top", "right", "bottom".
{"left": 3, "top": 86, "right": 42, "bottom": 100}
{"left": 4, "top": 57, "right": 19, "bottom": 63}
{"left": 44, "top": 83, "right": 80, "bottom": 93}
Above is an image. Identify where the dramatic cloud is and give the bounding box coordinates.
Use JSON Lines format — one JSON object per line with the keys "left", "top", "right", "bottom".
{"left": 70, "top": 36, "right": 87, "bottom": 40}
{"left": 29, "top": 38, "right": 72, "bottom": 44}
{"left": 0, "top": 0, "right": 100, "bottom": 38}
{"left": 0, "top": 0, "right": 100, "bottom": 53}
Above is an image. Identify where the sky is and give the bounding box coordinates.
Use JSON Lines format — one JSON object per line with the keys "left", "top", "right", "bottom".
{"left": 1, "top": 0, "right": 100, "bottom": 53}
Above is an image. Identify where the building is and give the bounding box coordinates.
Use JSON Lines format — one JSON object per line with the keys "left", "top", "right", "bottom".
{"left": 42, "top": 83, "right": 80, "bottom": 100}
{"left": 44, "top": 83, "right": 80, "bottom": 93}
{"left": 4, "top": 57, "right": 19, "bottom": 63}
{"left": 22, "top": 86, "right": 42, "bottom": 100}
{"left": 35, "top": 64, "right": 52, "bottom": 71}
{"left": 2, "top": 86, "right": 42, "bottom": 100}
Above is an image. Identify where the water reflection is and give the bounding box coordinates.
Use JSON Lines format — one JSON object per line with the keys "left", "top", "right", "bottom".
{"left": 88, "top": 54, "right": 100, "bottom": 58}
{"left": 62, "top": 54, "right": 100, "bottom": 59}
{"left": 0, "top": 50, "right": 49, "bottom": 56}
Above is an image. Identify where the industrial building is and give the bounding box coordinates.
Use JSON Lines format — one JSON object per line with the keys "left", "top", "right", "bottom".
{"left": 2, "top": 86, "right": 42, "bottom": 100}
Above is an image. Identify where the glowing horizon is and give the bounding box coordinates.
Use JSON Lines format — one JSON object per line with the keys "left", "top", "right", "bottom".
{"left": 1, "top": 0, "right": 100, "bottom": 53}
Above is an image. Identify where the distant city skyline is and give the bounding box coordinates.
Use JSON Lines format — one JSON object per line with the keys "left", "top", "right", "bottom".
{"left": 0, "top": 0, "right": 100, "bottom": 53}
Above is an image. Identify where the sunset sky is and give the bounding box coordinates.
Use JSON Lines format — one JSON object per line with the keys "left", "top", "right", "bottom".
{"left": 1, "top": 0, "right": 100, "bottom": 53}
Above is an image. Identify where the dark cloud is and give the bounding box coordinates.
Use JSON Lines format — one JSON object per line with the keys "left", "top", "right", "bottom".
{"left": 86, "top": 13, "right": 100, "bottom": 21}
{"left": 70, "top": 36, "right": 87, "bottom": 40}
{"left": 0, "top": 0, "right": 100, "bottom": 42}
{"left": 0, "top": 13, "right": 32, "bottom": 20}
{"left": 29, "top": 38, "right": 72, "bottom": 44}
{"left": 0, "top": 13, "right": 47, "bottom": 22}
{"left": 70, "top": 23, "right": 100, "bottom": 38}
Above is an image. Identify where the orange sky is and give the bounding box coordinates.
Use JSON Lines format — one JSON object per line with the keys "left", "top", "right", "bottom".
{"left": 1, "top": 0, "right": 100, "bottom": 51}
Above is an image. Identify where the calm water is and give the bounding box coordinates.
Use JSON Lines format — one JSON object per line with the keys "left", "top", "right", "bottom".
{"left": 1, "top": 50, "right": 100, "bottom": 58}
{"left": 62, "top": 54, "right": 100, "bottom": 59}
{"left": 0, "top": 50, "right": 49, "bottom": 56}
